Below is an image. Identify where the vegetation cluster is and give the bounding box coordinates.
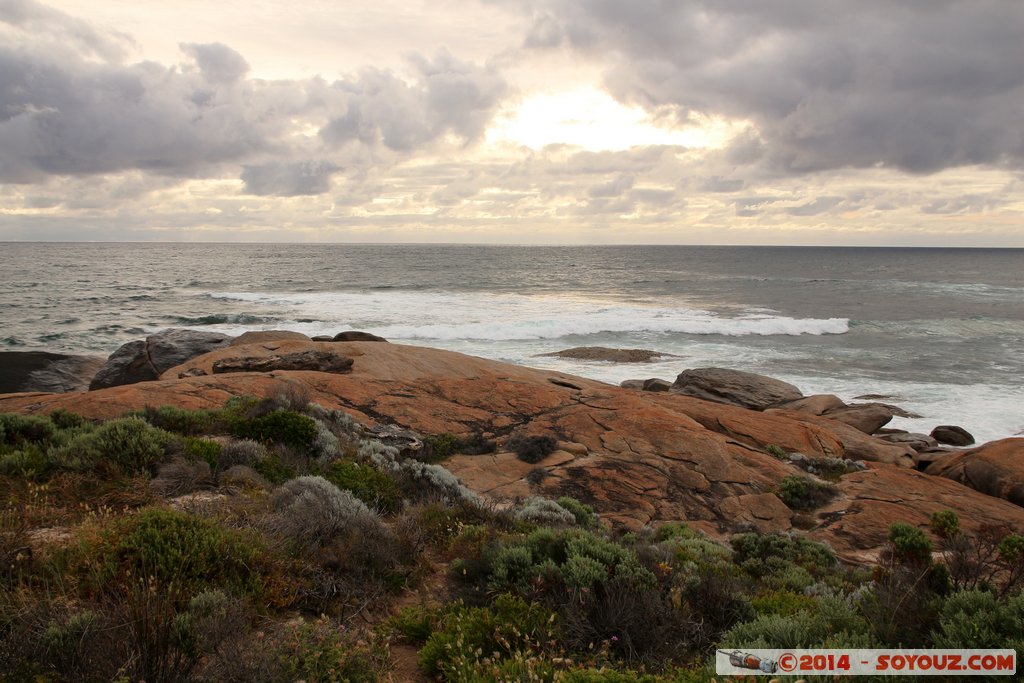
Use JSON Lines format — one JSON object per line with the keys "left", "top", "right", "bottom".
{"left": 2, "top": 397, "right": 1023, "bottom": 682}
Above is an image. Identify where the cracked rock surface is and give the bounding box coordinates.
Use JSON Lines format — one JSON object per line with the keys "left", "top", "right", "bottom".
{"left": 4, "top": 340, "right": 1023, "bottom": 561}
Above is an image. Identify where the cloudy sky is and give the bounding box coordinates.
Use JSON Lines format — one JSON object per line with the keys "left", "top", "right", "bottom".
{"left": 1, "top": 0, "right": 1022, "bottom": 245}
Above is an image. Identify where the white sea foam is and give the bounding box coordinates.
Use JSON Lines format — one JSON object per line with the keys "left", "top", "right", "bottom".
{"left": 204, "top": 290, "right": 848, "bottom": 340}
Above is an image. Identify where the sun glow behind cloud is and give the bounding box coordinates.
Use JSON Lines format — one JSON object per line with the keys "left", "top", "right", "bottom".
{"left": 486, "top": 88, "right": 742, "bottom": 152}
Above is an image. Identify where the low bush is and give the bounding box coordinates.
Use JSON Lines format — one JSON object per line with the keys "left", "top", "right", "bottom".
{"left": 424, "top": 433, "right": 460, "bottom": 461}
{"left": 388, "top": 604, "right": 439, "bottom": 644}
{"left": 276, "top": 616, "right": 385, "bottom": 683}
{"left": 419, "top": 595, "right": 558, "bottom": 679}
{"left": 151, "top": 460, "right": 213, "bottom": 497}
{"left": 182, "top": 437, "right": 221, "bottom": 471}
{"left": 47, "top": 416, "right": 172, "bottom": 475}
{"left": 508, "top": 433, "right": 558, "bottom": 463}
{"left": 230, "top": 410, "right": 318, "bottom": 450}
{"left": 515, "top": 496, "right": 578, "bottom": 526}
{"left": 557, "top": 497, "right": 598, "bottom": 528}
{"left": 270, "top": 476, "right": 383, "bottom": 552}
{"left": 777, "top": 475, "right": 838, "bottom": 510}
{"left": 731, "top": 532, "right": 837, "bottom": 581}
{"left": 321, "top": 459, "right": 402, "bottom": 513}
{"left": 217, "top": 438, "right": 265, "bottom": 470}
{"left": 63, "top": 507, "right": 268, "bottom": 599}
{"left": 138, "top": 405, "right": 216, "bottom": 436}
{"left": 456, "top": 433, "right": 497, "bottom": 455}
{"left": 0, "top": 413, "right": 57, "bottom": 447}
{"left": 253, "top": 449, "right": 299, "bottom": 484}
{"left": 932, "top": 589, "right": 1024, "bottom": 648}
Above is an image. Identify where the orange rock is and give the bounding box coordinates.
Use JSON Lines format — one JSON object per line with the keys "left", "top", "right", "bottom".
{"left": 3, "top": 341, "right": 1021, "bottom": 560}
{"left": 925, "top": 438, "right": 1024, "bottom": 507}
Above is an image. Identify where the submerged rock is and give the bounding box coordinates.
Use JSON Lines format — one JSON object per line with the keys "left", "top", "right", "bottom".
{"left": 672, "top": 367, "right": 803, "bottom": 410}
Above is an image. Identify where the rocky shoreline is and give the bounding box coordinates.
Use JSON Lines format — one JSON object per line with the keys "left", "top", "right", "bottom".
{"left": 2, "top": 329, "right": 1022, "bottom": 561}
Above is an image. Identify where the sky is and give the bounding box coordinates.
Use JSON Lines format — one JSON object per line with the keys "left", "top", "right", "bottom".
{"left": 1, "top": 0, "right": 1022, "bottom": 245}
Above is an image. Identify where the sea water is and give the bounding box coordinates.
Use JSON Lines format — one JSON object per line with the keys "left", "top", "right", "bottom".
{"left": 1, "top": 243, "right": 1022, "bottom": 443}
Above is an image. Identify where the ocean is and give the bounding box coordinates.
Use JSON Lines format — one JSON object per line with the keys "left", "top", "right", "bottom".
{"left": 2, "top": 243, "right": 1022, "bottom": 443}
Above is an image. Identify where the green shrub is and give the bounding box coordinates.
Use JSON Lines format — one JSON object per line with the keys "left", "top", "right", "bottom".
{"left": 652, "top": 522, "right": 698, "bottom": 543}
{"left": 388, "top": 605, "right": 438, "bottom": 644}
{"left": 65, "top": 507, "right": 266, "bottom": 598}
{"left": 253, "top": 450, "right": 298, "bottom": 484}
{"left": 930, "top": 509, "right": 961, "bottom": 539}
{"left": 557, "top": 497, "right": 598, "bottom": 528}
{"left": 721, "top": 593, "right": 873, "bottom": 650}
{"left": 47, "top": 416, "right": 172, "bottom": 474}
{"left": 508, "top": 433, "right": 558, "bottom": 463}
{"left": 560, "top": 670, "right": 661, "bottom": 682}
{"left": 456, "top": 433, "right": 497, "bottom": 455}
{"left": 183, "top": 437, "right": 221, "bottom": 471}
{"left": 888, "top": 522, "right": 933, "bottom": 564}
{"left": 766, "top": 444, "right": 787, "bottom": 459}
{"left": 483, "top": 528, "right": 657, "bottom": 599}
{"left": 750, "top": 589, "right": 818, "bottom": 616}
{"left": 277, "top": 617, "right": 384, "bottom": 683}
{"left": 322, "top": 459, "right": 402, "bottom": 513}
{"left": 419, "top": 595, "right": 558, "bottom": 678}
{"left": 0, "top": 413, "right": 56, "bottom": 446}
{"left": 138, "top": 405, "right": 216, "bottom": 436}
{"left": 932, "top": 590, "right": 1024, "bottom": 648}
{"left": 777, "top": 475, "right": 837, "bottom": 510}
{"left": 48, "top": 409, "right": 89, "bottom": 431}
{"left": 731, "top": 532, "right": 837, "bottom": 578}
{"left": 423, "top": 433, "right": 459, "bottom": 461}
{"left": 230, "top": 410, "right": 318, "bottom": 450}
{"left": 0, "top": 444, "right": 51, "bottom": 478}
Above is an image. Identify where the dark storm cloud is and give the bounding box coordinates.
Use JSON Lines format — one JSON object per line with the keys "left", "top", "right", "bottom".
{"left": 0, "top": 6, "right": 508, "bottom": 194}
{"left": 507, "top": 0, "right": 1024, "bottom": 175}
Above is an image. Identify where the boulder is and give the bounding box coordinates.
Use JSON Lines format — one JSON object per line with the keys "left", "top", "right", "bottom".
{"left": 211, "top": 350, "right": 353, "bottom": 375}
{"left": 776, "top": 394, "right": 846, "bottom": 416}
{"left": 671, "top": 367, "right": 803, "bottom": 410}
{"left": 0, "top": 351, "right": 105, "bottom": 394}
{"left": 230, "top": 330, "right": 311, "bottom": 346}
{"left": 931, "top": 425, "right": 975, "bottom": 447}
{"left": 539, "top": 347, "right": 675, "bottom": 363}
{"left": 642, "top": 378, "right": 673, "bottom": 392}
{"left": 876, "top": 432, "right": 938, "bottom": 451}
{"left": 333, "top": 331, "right": 388, "bottom": 342}
{"left": 89, "top": 330, "right": 232, "bottom": 390}
{"left": 926, "top": 438, "right": 1024, "bottom": 507}
{"left": 311, "top": 335, "right": 335, "bottom": 342}
{"left": 822, "top": 403, "right": 894, "bottom": 434}
{"left": 619, "top": 379, "right": 646, "bottom": 390}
